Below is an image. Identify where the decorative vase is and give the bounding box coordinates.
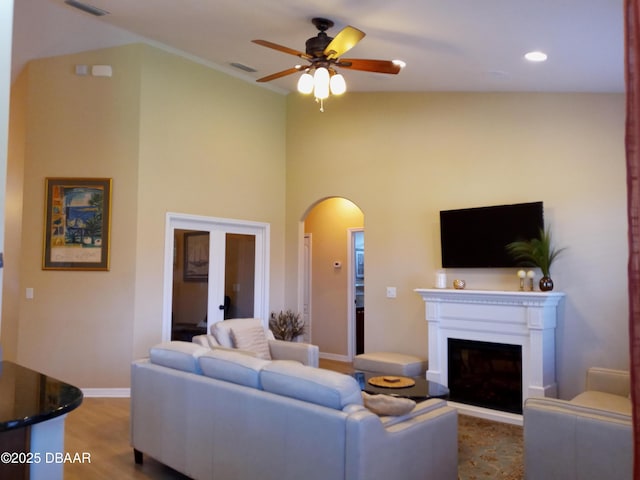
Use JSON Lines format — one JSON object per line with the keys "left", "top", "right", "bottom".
{"left": 539, "top": 276, "right": 554, "bottom": 291}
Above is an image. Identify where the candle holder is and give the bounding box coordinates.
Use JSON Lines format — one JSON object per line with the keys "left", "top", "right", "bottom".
{"left": 517, "top": 270, "right": 526, "bottom": 291}
{"left": 527, "top": 270, "right": 535, "bottom": 291}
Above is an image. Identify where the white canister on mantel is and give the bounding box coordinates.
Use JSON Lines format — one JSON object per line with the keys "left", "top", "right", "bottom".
{"left": 435, "top": 270, "right": 447, "bottom": 289}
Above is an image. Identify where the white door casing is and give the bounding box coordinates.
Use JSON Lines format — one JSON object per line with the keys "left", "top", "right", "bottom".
{"left": 162, "top": 212, "right": 270, "bottom": 341}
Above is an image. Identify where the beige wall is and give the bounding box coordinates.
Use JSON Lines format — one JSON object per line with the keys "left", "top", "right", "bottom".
{"left": 4, "top": 41, "right": 628, "bottom": 400}
{"left": 10, "top": 45, "right": 142, "bottom": 387}
{"left": 131, "top": 45, "right": 286, "bottom": 361}
{"left": 5, "top": 44, "right": 287, "bottom": 388}
{"left": 304, "top": 197, "right": 364, "bottom": 356}
{"left": 285, "top": 92, "right": 627, "bottom": 399}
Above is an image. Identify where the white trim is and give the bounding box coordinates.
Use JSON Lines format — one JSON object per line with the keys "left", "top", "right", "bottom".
{"left": 82, "top": 388, "right": 131, "bottom": 398}
{"left": 302, "top": 233, "right": 312, "bottom": 343}
{"left": 297, "top": 223, "right": 307, "bottom": 328}
{"left": 319, "top": 351, "right": 351, "bottom": 363}
{"left": 163, "top": 213, "right": 270, "bottom": 341}
{"left": 348, "top": 228, "right": 364, "bottom": 360}
{"left": 447, "top": 401, "right": 523, "bottom": 426}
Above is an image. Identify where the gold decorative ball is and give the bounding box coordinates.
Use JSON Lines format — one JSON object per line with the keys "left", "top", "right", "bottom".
{"left": 453, "top": 279, "right": 466, "bottom": 290}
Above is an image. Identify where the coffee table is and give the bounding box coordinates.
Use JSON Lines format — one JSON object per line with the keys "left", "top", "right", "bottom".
{"left": 354, "top": 371, "right": 449, "bottom": 402}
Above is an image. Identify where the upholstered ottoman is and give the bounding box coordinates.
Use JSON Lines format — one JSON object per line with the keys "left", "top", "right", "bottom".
{"left": 353, "top": 352, "right": 427, "bottom": 377}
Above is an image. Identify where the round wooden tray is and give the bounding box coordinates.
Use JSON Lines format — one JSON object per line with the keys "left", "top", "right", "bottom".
{"left": 367, "top": 376, "right": 416, "bottom": 389}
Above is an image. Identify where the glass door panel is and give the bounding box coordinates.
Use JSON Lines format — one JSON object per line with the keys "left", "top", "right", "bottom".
{"left": 163, "top": 213, "right": 269, "bottom": 342}
{"left": 171, "top": 229, "right": 209, "bottom": 341}
{"left": 224, "top": 233, "right": 256, "bottom": 319}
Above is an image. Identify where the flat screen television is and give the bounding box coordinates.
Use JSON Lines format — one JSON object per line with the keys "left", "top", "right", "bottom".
{"left": 440, "top": 201, "right": 544, "bottom": 268}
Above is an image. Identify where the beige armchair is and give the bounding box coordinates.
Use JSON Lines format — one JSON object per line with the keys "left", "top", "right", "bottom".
{"left": 192, "top": 317, "right": 319, "bottom": 367}
{"left": 523, "top": 367, "right": 632, "bottom": 480}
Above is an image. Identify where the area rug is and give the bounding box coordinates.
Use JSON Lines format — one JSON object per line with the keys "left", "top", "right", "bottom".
{"left": 457, "top": 415, "right": 524, "bottom": 480}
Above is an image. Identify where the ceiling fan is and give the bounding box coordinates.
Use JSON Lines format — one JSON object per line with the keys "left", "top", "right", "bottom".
{"left": 252, "top": 17, "right": 402, "bottom": 110}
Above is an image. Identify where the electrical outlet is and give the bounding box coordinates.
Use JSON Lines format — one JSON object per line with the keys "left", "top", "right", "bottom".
{"left": 386, "top": 287, "right": 397, "bottom": 298}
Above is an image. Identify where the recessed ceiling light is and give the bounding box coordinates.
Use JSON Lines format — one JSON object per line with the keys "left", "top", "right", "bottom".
{"left": 524, "top": 51, "right": 548, "bottom": 62}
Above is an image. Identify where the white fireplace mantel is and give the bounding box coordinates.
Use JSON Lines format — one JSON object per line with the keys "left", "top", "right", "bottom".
{"left": 415, "top": 288, "right": 565, "bottom": 424}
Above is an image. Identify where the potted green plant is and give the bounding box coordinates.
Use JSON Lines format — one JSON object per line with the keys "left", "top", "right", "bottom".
{"left": 269, "top": 309, "right": 305, "bottom": 341}
{"left": 506, "top": 227, "right": 566, "bottom": 291}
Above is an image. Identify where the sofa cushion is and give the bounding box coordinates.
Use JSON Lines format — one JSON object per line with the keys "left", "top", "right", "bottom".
{"left": 571, "top": 391, "right": 632, "bottom": 416}
{"left": 230, "top": 325, "right": 272, "bottom": 360}
{"left": 149, "top": 341, "right": 209, "bottom": 374}
{"left": 261, "top": 361, "right": 363, "bottom": 410}
{"left": 212, "top": 318, "right": 270, "bottom": 348}
{"left": 199, "top": 349, "right": 270, "bottom": 388}
{"left": 361, "top": 391, "right": 416, "bottom": 416}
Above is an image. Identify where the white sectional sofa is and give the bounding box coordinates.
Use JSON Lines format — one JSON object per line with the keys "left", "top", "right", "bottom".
{"left": 192, "top": 317, "right": 320, "bottom": 367}
{"left": 131, "top": 341, "right": 458, "bottom": 480}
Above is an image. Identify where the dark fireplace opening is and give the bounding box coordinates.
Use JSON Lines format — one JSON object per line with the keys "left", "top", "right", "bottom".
{"left": 448, "top": 338, "right": 523, "bottom": 414}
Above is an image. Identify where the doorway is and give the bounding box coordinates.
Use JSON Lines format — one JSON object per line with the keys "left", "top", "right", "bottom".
{"left": 162, "top": 213, "right": 270, "bottom": 342}
{"left": 302, "top": 198, "right": 364, "bottom": 361}
{"left": 351, "top": 229, "right": 365, "bottom": 355}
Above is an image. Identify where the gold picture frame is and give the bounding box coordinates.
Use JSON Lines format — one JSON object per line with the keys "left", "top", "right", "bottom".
{"left": 42, "top": 177, "right": 112, "bottom": 271}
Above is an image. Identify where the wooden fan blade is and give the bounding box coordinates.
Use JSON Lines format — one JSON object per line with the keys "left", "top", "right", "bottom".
{"left": 256, "top": 67, "right": 303, "bottom": 83}
{"left": 337, "top": 58, "right": 402, "bottom": 74}
{"left": 324, "top": 26, "right": 365, "bottom": 59}
{"left": 252, "top": 39, "right": 311, "bottom": 60}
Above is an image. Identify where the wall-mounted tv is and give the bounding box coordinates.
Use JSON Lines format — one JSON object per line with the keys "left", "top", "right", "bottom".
{"left": 440, "top": 201, "right": 544, "bottom": 268}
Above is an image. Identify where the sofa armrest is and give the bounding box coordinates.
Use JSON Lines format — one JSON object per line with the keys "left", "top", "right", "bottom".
{"left": 524, "top": 397, "right": 632, "bottom": 480}
{"left": 345, "top": 399, "right": 458, "bottom": 480}
{"left": 585, "top": 367, "right": 630, "bottom": 397}
{"left": 268, "top": 339, "right": 319, "bottom": 367}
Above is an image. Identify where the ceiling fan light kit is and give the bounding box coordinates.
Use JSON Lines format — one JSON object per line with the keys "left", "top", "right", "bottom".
{"left": 297, "top": 72, "right": 314, "bottom": 94}
{"left": 253, "top": 17, "right": 402, "bottom": 111}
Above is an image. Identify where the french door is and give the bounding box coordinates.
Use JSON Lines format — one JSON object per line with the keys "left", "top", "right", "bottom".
{"left": 162, "top": 213, "right": 270, "bottom": 341}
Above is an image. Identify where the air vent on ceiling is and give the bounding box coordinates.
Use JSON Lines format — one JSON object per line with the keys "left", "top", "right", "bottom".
{"left": 64, "top": 0, "right": 110, "bottom": 16}
{"left": 230, "top": 62, "right": 257, "bottom": 73}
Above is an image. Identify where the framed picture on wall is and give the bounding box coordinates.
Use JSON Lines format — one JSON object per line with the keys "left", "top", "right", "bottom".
{"left": 42, "top": 177, "right": 112, "bottom": 271}
{"left": 184, "top": 232, "right": 209, "bottom": 281}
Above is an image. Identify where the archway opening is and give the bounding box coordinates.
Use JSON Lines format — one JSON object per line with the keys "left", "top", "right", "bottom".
{"left": 302, "top": 197, "right": 364, "bottom": 361}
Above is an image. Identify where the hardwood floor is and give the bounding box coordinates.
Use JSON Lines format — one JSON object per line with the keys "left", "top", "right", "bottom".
{"left": 64, "top": 398, "right": 188, "bottom": 480}
{"left": 63, "top": 359, "right": 353, "bottom": 479}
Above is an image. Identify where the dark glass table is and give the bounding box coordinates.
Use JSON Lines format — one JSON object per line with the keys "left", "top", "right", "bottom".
{"left": 355, "top": 371, "right": 449, "bottom": 402}
{"left": 0, "top": 361, "right": 83, "bottom": 479}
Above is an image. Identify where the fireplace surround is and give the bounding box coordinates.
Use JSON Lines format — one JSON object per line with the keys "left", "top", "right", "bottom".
{"left": 415, "top": 288, "right": 565, "bottom": 424}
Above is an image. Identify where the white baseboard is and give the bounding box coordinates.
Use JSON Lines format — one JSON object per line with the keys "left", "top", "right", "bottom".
{"left": 447, "top": 401, "right": 523, "bottom": 426}
{"left": 82, "top": 388, "right": 130, "bottom": 398}
{"left": 319, "top": 352, "right": 351, "bottom": 363}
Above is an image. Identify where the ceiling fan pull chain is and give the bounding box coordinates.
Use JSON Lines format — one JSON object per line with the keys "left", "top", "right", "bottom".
{"left": 319, "top": 97, "right": 325, "bottom": 112}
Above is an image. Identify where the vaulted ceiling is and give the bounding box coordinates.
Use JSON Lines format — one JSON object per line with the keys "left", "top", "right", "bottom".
{"left": 13, "top": 0, "right": 624, "bottom": 94}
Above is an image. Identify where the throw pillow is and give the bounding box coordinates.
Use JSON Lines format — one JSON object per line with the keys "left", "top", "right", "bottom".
{"left": 230, "top": 325, "right": 272, "bottom": 360}
{"left": 361, "top": 391, "right": 416, "bottom": 416}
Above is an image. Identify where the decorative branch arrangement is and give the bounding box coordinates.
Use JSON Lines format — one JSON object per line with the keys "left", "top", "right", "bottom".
{"left": 269, "top": 310, "right": 305, "bottom": 341}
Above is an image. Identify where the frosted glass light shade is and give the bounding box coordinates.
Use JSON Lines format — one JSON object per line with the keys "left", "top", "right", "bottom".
{"left": 313, "top": 67, "right": 330, "bottom": 99}
{"left": 297, "top": 72, "right": 314, "bottom": 94}
{"left": 330, "top": 73, "right": 346, "bottom": 95}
